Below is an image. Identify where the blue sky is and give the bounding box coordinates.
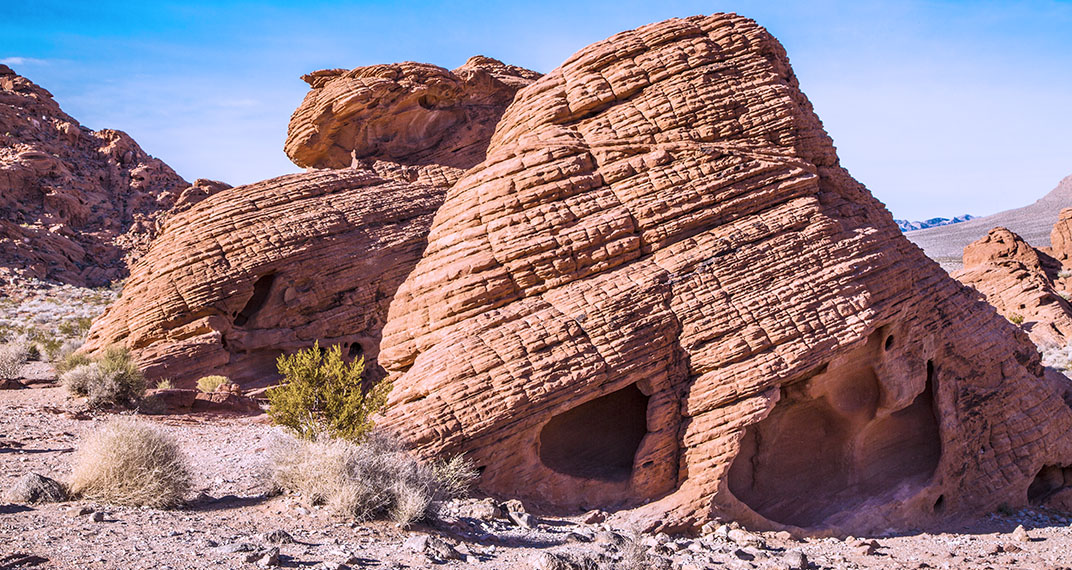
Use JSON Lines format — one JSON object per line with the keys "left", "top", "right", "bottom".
{"left": 3, "top": 1, "right": 1070, "bottom": 220}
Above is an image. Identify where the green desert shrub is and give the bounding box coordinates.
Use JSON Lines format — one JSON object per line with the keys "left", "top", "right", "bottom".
{"left": 268, "top": 431, "right": 476, "bottom": 526}
{"left": 55, "top": 347, "right": 90, "bottom": 373}
{"left": 58, "top": 316, "right": 94, "bottom": 338}
{"left": 267, "top": 341, "right": 391, "bottom": 441}
{"left": 60, "top": 346, "right": 145, "bottom": 408}
{"left": 196, "top": 375, "right": 231, "bottom": 393}
{"left": 1009, "top": 313, "right": 1025, "bottom": 325}
{"left": 0, "top": 342, "right": 29, "bottom": 379}
{"left": 68, "top": 417, "right": 191, "bottom": 508}
{"left": 155, "top": 379, "right": 174, "bottom": 390}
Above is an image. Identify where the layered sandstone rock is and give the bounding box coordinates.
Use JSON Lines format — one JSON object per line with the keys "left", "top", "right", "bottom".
{"left": 376, "top": 14, "right": 1072, "bottom": 534}
{"left": 83, "top": 168, "right": 448, "bottom": 388}
{"left": 285, "top": 56, "right": 540, "bottom": 170}
{"left": 954, "top": 211, "right": 1072, "bottom": 347}
{"left": 0, "top": 64, "right": 190, "bottom": 287}
{"left": 86, "top": 55, "right": 537, "bottom": 387}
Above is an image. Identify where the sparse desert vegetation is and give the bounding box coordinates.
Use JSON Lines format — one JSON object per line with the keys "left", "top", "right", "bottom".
{"left": 196, "top": 374, "right": 231, "bottom": 393}
{"left": 60, "top": 345, "right": 145, "bottom": 408}
{"left": 67, "top": 416, "right": 191, "bottom": 508}
{"left": 268, "top": 342, "right": 391, "bottom": 441}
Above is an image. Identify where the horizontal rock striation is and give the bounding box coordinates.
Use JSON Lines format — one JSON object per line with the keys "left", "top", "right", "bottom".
{"left": 0, "top": 64, "right": 190, "bottom": 287}
{"left": 83, "top": 168, "right": 447, "bottom": 388}
{"left": 376, "top": 14, "right": 1072, "bottom": 533}
{"left": 285, "top": 56, "right": 540, "bottom": 170}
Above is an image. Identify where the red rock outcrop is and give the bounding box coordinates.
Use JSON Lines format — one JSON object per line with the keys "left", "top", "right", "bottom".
{"left": 83, "top": 168, "right": 447, "bottom": 389}
{"left": 88, "top": 54, "right": 540, "bottom": 388}
{"left": 285, "top": 56, "right": 540, "bottom": 170}
{"left": 0, "top": 64, "right": 190, "bottom": 287}
{"left": 954, "top": 211, "right": 1072, "bottom": 347}
{"left": 375, "top": 14, "right": 1072, "bottom": 534}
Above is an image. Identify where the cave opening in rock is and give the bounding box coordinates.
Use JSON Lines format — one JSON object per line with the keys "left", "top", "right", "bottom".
{"left": 538, "top": 384, "right": 649, "bottom": 482}
{"left": 728, "top": 363, "right": 942, "bottom": 527}
{"left": 1028, "top": 464, "right": 1072, "bottom": 505}
{"left": 235, "top": 273, "right": 276, "bottom": 327}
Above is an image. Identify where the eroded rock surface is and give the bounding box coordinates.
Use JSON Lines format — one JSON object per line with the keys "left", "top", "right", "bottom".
{"left": 954, "top": 210, "right": 1072, "bottom": 347}
{"left": 285, "top": 56, "right": 540, "bottom": 170}
{"left": 0, "top": 64, "right": 190, "bottom": 287}
{"left": 83, "top": 168, "right": 447, "bottom": 388}
{"left": 376, "top": 14, "right": 1072, "bottom": 534}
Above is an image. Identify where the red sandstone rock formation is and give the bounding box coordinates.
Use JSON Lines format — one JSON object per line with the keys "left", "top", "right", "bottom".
{"left": 88, "top": 55, "right": 539, "bottom": 389}
{"left": 284, "top": 56, "right": 540, "bottom": 170}
{"left": 0, "top": 64, "right": 190, "bottom": 287}
{"left": 375, "top": 14, "right": 1072, "bottom": 534}
{"left": 954, "top": 211, "right": 1072, "bottom": 347}
{"left": 83, "top": 168, "right": 447, "bottom": 388}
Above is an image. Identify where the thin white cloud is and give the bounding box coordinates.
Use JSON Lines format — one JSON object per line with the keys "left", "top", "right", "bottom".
{"left": 0, "top": 57, "right": 49, "bottom": 66}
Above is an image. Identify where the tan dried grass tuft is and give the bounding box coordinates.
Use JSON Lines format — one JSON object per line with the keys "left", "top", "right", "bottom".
{"left": 68, "top": 417, "right": 191, "bottom": 508}
{"left": 268, "top": 431, "right": 475, "bottom": 526}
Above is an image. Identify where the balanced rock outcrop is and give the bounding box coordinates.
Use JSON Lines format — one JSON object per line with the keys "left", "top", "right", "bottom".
{"left": 0, "top": 64, "right": 190, "bottom": 287}
{"left": 375, "top": 14, "right": 1072, "bottom": 534}
{"left": 285, "top": 56, "right": 540, "bottom": 170}
{"left": 954, "top": 210, "right": 1072, "bottom": 347}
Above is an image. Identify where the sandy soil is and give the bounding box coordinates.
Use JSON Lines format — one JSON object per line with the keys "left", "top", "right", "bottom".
{"left": 4, "top": 384, "right": 1072, "bottom": 570}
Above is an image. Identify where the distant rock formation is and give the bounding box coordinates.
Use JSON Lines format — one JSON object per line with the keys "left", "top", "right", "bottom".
{"left": 376, "top": 14, "right": 1072, "bottom": 534}
{"left": 0, "top": 64, "right": 192, "bottom": 288}
{"left": 907, "top": 174, "right": 1072, "bottom": 270}
{"left": 894, "top": 214, "right": 974, "bottom": 232}
{"left": 86, "top": 57, "right": 540, "bottom": 388}
{"left": 954, "top": 209, "right": 1072, "bottom": 347}
{"left": 285, "top": 56, "right": 540, "bottom": 170}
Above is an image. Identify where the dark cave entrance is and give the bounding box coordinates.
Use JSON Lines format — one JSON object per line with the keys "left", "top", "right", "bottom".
{"left": 538, "top": 384, "right": 649, "bottom": 482}
{"left": 234, "top": 273, "right": 276, "bottom": 327}
{"left": 727, "top": 364, "right": 941, "bottom": 527}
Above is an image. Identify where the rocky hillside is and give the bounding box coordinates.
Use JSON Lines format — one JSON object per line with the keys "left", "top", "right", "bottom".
{"left": 0, "top": 64, "right": 193, "bottom": 289}
{"left": 907, "top": 174, "right": 1072, "bottom": 269}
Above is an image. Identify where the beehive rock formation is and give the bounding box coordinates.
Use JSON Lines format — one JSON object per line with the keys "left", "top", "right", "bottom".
{"left": 83, "top": 168, "right": 448, "bottom": 388}
{"left": 87, "top": 54, "right": 541, "bottom": 387}
{"left": 954, "top": 210, "right": 1072, "bottom": 347}
{"left": 285, "top": 56, "right": 540, "bottom": 170}
{"left": 0, "top": 64, "right": 189, "bottom": 288}
{"left": 376, "top": 14, "right": 1072, "bottom": 533}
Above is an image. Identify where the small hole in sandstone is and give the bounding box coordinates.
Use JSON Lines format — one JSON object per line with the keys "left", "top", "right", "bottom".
{"left": 417, "top": 94, "right": 437, "bottom": 110}
{"left": 884, "top": 335, "right": 894, "bottom": 351}
{"left": 348, "top": 342, "right": 363, "bottom": 359}
{"left": 933, "top": 494, "right": 945, "bottom": 512}
{"left": 538, "top": 383, "right": 649, "bottom": 482}
{"left": 642, "top": 460, "right": 654, "bottom": 468}
{"left": 235, "top": 273, "right": 276, "bottom": 327}
{"left": 475, "top": 465, "right": 487, "bottom": 475}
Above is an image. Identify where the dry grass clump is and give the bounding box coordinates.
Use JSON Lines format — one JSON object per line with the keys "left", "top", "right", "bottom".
{"left": 196, "top": 375, "right": 231, "bottom": 393}
{"left": 60, "top": 346, "right": 145, "bottom": 408}
{"left": 0, "top": 341, "right": 29, "bottom": 379}
{"left": 268, "top": 431, "right": 477, "bottom": 526}
{"left": 155, "top": 379, "right": 174, "bottom": 390}
{"left": 68, "top": 417, "right": 191, "bottom": 508}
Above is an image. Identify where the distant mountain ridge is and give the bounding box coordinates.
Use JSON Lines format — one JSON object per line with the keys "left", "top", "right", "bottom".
{"left": 905, "top": 174, "right": 1072, "bottom": 270}
{"left": 895, "top": 215, "right": 975, "bottom": 232}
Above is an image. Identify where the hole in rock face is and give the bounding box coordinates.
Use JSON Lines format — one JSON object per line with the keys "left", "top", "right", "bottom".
{"left": 884, "top": 335, "right": 894, "bottom": 351}
{"left": 1028, "top": 465, "right": 1072, "bottom": 505}
{"left": 234, "top": 273, "right": 276, "bottom": 327}
{"left": 728, "top": 360, "right": 941, "bottom": 528}
{"left": 348, "top": 342, "right": 364, "bottom": 360}
{"left": 417, "top": 94, "right": 438, "bottom": 110}
{"left": 538, "top": 384, "right": 649, "bottom": 482}
{"left": 933, "top": 494, "right": 945, "bottom": 512}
